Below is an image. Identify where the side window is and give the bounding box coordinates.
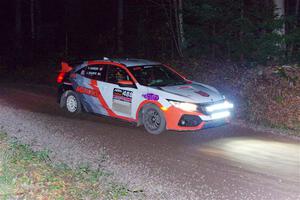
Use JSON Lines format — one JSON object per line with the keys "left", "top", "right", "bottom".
{"left": 77, "top": 65, "right": 106, "bottom": 81}
{"left": 106, "top": 65, "right": 131, "bottom": 84}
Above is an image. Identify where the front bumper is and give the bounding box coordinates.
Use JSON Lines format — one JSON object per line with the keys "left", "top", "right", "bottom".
{"left": 202, "top": 119, "right": 228, "bottom": 129}
{"left": 164, "top": 106, "right": 231, "bottom": 131}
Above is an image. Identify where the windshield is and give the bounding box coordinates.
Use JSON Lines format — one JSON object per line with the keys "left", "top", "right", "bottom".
{"left": 129, "top": 65, "right": 187, "bottom": 87}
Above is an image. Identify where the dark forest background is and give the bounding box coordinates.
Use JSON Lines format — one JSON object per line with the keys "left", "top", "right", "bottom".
{"left": 0, "top": 0, "right": 299, "bottom": 69}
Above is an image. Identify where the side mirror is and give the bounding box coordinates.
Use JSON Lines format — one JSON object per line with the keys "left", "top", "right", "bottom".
{"left": 117, "top": 80, "right": 135, "bottom": 88}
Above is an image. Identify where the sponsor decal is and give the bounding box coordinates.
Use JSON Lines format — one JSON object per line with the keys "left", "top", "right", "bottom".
{"left": 113, "top": 88, "right": 133, "bottom": 115}
{"left": 76, "top": 86, "right": 99, "bottom": 97}
{"left": 113, "top": 88, "right": 133, "bottom": 103}
{"left": 142, "top": 93, "right": 159, "bottom": 101}
{"left": 195, "top": 90, "right": 210, "bottom": 97}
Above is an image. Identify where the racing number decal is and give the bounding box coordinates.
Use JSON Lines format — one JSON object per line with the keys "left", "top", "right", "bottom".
{"left": 112, "top": 88, "right": 133, "bottom": 115}
{"left": 113, "top": 88, "right": 132, "bottom": 103}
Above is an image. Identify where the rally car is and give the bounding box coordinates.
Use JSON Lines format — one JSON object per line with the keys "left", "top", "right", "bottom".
{"left": 57, "top": 58, "right": 233, "bottom": 134}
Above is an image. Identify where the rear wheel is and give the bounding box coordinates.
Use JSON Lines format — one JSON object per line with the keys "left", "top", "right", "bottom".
{"left": 142, "top": 104, "right": 166, "bottom": 135}
{"left": 62, "top": 91, "right": 82, "bottom": 114}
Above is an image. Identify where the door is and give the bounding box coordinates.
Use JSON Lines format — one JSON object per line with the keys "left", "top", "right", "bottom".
{"left": 74, "top": 64, "right": 108, "bottom": 115}
{"left": 100, "top": 64, "right": 138, "bottom": 119}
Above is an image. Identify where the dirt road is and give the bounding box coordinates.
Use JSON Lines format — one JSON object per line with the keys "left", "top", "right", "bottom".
{"left": 0, "top": 83, "right": 299, "bottom": 200}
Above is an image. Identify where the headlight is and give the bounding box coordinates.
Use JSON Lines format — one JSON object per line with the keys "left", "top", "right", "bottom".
{"left": 168, "top": 100, "right": 198, "bottom": 112}
{"left": 205, "top": 100, "right": 234, "bottom": 112}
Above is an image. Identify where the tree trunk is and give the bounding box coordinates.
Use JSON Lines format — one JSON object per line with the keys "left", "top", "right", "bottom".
{"left": 15, "top": 0, "right": 21, "bottom": 40}
{"left": 35, "top": 0, "right": 41, "bottom": 42}
{"left": 173, "top": 0, "right": 180, "bottom": 47}
{"left": 273, "top": 0, "right": 285, "bottom": 34}
{"left": 173, "top": 0, "right": 183, "bottom": 57}
{"left": 273, "top": 0, "right": 285, "bottom": 16}
{"left": 296, "top": 0, "right": 300, "bottom": 23}
{"left": 117, "top": 0, "right": 124, "bottom": 54}
{"left": 29, "top": 0, "right": 35, "bottom": 63}
{"left": 30, "top": 0, "right": 35, "bottom": 40}
{"left": 288, "top": 0, "right": 299, "bottom": 59}
{"left": 239, "top": 0, "right": 245, "bottom": 62}
{"left": 161, "top": 0, "right": 182, "bottom": 57}
{"left": 63, "top": 0, "right": 69, "bottom": 56}
{"left": 15, "top": 0, "right": 22, "bottom": 67}
{"left": 178, "top": 0, "right": 185, "bottom": 49}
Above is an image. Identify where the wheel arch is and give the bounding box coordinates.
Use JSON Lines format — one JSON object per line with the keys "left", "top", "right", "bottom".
{"left": 60, "top": 89, "right": 73, "bottom": 108}
{"left": 136, "top": 101, "right": 165, "bottom": 127}
{"left": 58, "top": 84, "right": 74, "bottom": 104}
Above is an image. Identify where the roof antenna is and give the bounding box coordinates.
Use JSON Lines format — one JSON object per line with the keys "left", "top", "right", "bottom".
{"left": 103, "top": 57, "right": 109, "bottom": 60}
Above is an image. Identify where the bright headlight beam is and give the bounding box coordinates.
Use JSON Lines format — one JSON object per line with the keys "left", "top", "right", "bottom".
{"left": 168, "top": 101, "right": 198, "bottom": 112}
{"left": 179, "top": 102, "right": 198, "bottom": 112}
{"left": 206, "top": 101, "right": 233, "bottom": 112}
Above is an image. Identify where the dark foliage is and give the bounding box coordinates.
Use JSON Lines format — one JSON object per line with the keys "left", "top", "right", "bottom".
{"left": 184, "top": 0, "right": 299, "bottom": 64}
{"left": 0, "top": 0, "right": 299, "bottom": 68}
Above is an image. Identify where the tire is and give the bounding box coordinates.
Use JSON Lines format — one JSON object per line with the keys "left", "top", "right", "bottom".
{"left": 142, "top": 104, "right": 166, "bottom": 135}
{"left": 62, "top": 90, "right": 82, "bottom": 114}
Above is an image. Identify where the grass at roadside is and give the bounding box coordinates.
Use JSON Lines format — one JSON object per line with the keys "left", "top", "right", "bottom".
{"left": 0, "top": 132, "right": 134, "bottom": 200}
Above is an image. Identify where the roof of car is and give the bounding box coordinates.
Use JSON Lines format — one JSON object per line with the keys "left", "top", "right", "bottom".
{"left": 111, "top": 58, "right": 161, "bottom": 67}
{"left": 64, "top": 57, "right": 161, "bottom": 68}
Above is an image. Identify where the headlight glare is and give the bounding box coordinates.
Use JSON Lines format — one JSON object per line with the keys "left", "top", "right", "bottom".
{"left": 205, "top": 100, "right": 234, "bottom": 112}
{"left": 168, "top": 100, "right": 198, "bottom": 112}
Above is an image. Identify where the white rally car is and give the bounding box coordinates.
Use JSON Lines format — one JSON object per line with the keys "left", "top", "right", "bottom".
{"left": 57, "top": 58, "right": 233, "bottom": 134}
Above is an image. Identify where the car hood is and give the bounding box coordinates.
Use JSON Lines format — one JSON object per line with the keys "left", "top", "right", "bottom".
{"left": 158, "top": 82, "right": 224, "bottom": 103}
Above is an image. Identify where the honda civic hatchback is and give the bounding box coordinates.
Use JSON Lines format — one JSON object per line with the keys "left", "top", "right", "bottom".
{"left": 57, "top": 58, "right": 233, "bottom": 134}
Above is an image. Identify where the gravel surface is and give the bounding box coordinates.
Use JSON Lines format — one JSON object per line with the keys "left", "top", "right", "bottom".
{"left": 0, "top": 85, "right": 299, "bottom": 200}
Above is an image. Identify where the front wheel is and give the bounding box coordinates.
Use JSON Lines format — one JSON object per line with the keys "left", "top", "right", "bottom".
{"left": 142, "top": 104, "right": 166, "bottom": 135}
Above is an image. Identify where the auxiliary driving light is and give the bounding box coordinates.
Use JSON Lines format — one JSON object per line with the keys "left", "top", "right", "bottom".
{"left": 205, "top": 101, "right": 233, "bottom": 112}
{"left": 210, "top": 111, "right": 231, "bottom": 120}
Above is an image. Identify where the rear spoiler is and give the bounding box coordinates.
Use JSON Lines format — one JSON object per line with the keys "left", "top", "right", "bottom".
{"left": 60, "top": 62, "right": 73, "bottom": 73}
{"left": 57, "top": 62, "right": 73, "bottom": 84}
{"left": 59, "top": 57, "right": 109, "bottom": 72}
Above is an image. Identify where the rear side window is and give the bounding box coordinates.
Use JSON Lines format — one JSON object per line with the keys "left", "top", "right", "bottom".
{"left": 77, "top": 65, "right": 106, "bottom": 81}
{"left": 106, "top": 65, "right": 132, "bottom": 84}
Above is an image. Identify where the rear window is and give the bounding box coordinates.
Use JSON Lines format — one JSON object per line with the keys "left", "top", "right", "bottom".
{"left": 77, "top": 65, "right": 106, "bottom": 81}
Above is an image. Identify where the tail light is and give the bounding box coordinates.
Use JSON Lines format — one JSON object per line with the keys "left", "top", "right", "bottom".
{"left": 57, "top": 72, "right": 66, "bottom": 83}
